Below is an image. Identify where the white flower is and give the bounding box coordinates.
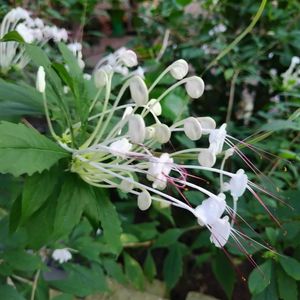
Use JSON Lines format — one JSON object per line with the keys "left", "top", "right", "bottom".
{"left": 16, "top": 23, "right": 34, "bottom": 43}
{"left": 109, "top": 138, "right": 132, "bottom": 158}
{"left": 147, "top": 153, "right": 173, "bottom": 190}
{"left": 208, "top": 123, "right": 227, "bottom": 155}
{"left": 195, "top": 193, "right": 226, "bottom": 226}
{"left": 224, "top": 169, "right": 248, "bottom": 200}
{"left": 52, "top": 248, "right": 72, "bottom": 264}
{"left": 209, "top": 216, "right": 231, "bottom": 248}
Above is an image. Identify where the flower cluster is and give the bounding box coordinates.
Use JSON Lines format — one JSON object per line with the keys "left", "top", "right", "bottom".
{"left": 281, "top": 56, "right": 300, "bottom": 91}
{"left": 0, "top": 7, "right": 68, "bottom": 72}
{"left": 37, "top": 48, "right": 267, "bottom": 249}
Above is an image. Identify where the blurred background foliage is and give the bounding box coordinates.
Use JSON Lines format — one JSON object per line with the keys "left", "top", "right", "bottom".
{"left": 0, "top": 0, "right": 300, "bottom": 299}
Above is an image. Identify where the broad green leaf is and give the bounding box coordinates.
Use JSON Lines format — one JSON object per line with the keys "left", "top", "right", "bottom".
{"left": 248, "top": 260, "right": 272, "bottom": 295}
{"left": 153, "top": 228, "right": 183, "bottom": 248}
{"left": 22, "top": 166, "right": 58, "bottom": 222}
{"left": 277, "top": 266, "right": 298, "bottom": 300}
{"left": 163, "top": 243, "right": 183, "bottom": 289}
{"left": 0, "top": 31, "right": 24, "bottom": 43}
{"left": 279, "top": 256, "right": 300, "bottom": 280}
{"left": 144, "top": 251, "right": 157, "bottom": 282}
{"left": 102, "top": 257, "right": 127, "bottom": 284}
{"left": 9, "top": 196, "right": 22, "bottom": 233}
{"left": 124, "top": 252, "right": 144, "bottom": 290}
{"left": 0, "top": 285, "right": 25, "bottom": 300}
{"left": 0, "top": 122, "right": 68, "bottom": 176}
{"left": 53, "top": 175, "right": 92, "bottom": 239}
{"left": 24, "top": 195, "right": 57, "bottom": 249}
{"left": 212, "top": 252, "right": 236, "bottom": 299}
{"left": 97, "top": 189, "right": 122, "bottom": 254}
{"left": 50, "top": 263, "right": 107, "bottom": 297}
{"left": 3, "top": 249, "right": 41, "bottom": 271}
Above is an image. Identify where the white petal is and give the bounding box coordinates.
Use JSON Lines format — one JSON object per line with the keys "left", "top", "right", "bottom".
{"left": 210, "top": 216, "right": 231, "bottom": 248}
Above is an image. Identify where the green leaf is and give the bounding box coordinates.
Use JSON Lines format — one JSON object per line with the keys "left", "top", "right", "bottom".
{"left": 50, "top": 263, "right": 108, "bottom": 297}
{"left": 22, "top": 166, "right": 58, "bottom": 222}
{"left": 153, "top": 228, "right": 183, "bottom": 248}
{"left": 260, "top": 120, "right": 299, "bottom": 131}
{"left": 277, "top": 266, "right": 298, "bottom": 300}
{"left": 52, "top": 294, "right": 73, "bottom": 300}
{"left": 163, "top": 243, "right": 183, "bottom": 290}
{"left": 124, "top": 252, "right": 144, "bottom": 290}
{"left": 279, "top": 256, "right": 300, "bottom": 280}
{"left": 0, "top": 31, "right": 24, "bottom": 43}
{"left": 53, "top": 175, "right": 92, "bottom": 239}
{"left": 0, "top": 122, "right": 68, "bottom": 176}
{"left": 212, "top": 252, "right": 236, "bottom": 299}
{"left": 3, "top": 249, "right": 41, "bottom": 271}
{"left": 9, "top": 196, "right": 22, "bottom": 233}
{"left": 248, "top": 260, "right": 272, "bottom": 295}
{"left": 102, "top": 257, "right": 127, "bottom": 284}
{"left": 144, "top": 251, "right": 157, "bottom": 282}
{"left": 97, "top": 189, "right": 122, "bottom": 254}
{"left": 0, "top": 285, "right": 25, "bottom": 300}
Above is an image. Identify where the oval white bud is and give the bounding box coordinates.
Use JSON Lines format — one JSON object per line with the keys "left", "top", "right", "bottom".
{"left": 137, "top": 190, "right": 152, "bottom": 211}
{"left": 184, "top": 117, "right": 202, "bottom": 141}
{"left": 120, "top": 179, "right": 134, "bottom": 193}
{"left": 169, "top": 59, "right": 189, "bottom": 80}
{"left": 185, "top": 76, "right": 205, "bottom": 98}
{"left": 128, "top": 114, "right": 146, "bottom": 144}
{"left": 120, "top": 50, "right": 138, "bottom": 67}
{"left": 198, "top": 149, "right": 216, "bottom": 167}
{"left": 94, "top": 69, "right": 108, "bottom": 88}
{"left": 148, "top": 99, "right": 162, "bottom": 116}
{"left": 153, "top": 124, "right": 171, "bottom": 144}
{"left": 129, "top": 76, "right": 149, "bottom": 106}
{"left": 197, "top": 117, "right": 216, "bottom": 133}
{"left": 36, "top": 66, "right": 46, "bottom": 93}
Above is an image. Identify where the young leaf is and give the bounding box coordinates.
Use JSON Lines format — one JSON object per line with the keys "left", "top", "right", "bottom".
{"left": 50, "top": 263, "right": 107, "bottom": 297}
{"left": 96, "top": 189, "right": 122, "bottom": 254}
{"left": 163, "top": 243, "right": 183, "bottom": 290}
{"left": 212, "top": 252, "right": 236, "bottom": 299}
{"left": 124, "top": 252, "right": 144, "bottom": 290}
{"left": 279, "top": 256, "right": 300, "bottom": 280}
{"left": 153, "top": 228, "right": 183, "bottom": 248}
{"left": 248, "top": 260, "right": 272, "bottom": 295}
{"left": 144, "top": 250, "right": 157, "bottom": 282}
{"left": 0, "top": 31, "right": 25, "bottom": 43}
{"left": 102, "top": 257, "right": 127, "bottom": 284}
{"left": 53, "top": 175, "right": 93, "bottom": 239}
{"left": 21, "top": 166, "right": 58, "bottom": 222}
{"left": 277, "top": 266, "right": 298, "bottom": 300}
{"left": 0, "top": 122, "right": 68, "bottom": 176}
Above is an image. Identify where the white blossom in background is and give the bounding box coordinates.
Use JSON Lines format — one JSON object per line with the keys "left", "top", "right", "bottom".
{"left": 52, "top": 248, "right": 72, "bottom": 264}
{"left": 281, "top": 56, "right": 300, "bottom": 90}
{"left": 0, "top": 7, "right": 68, "bottom": 73}
{"left": 39, "top": 49, "right": 275, "bottom": 250}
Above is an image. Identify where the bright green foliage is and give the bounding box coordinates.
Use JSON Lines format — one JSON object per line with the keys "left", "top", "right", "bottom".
{"left": 0, "top": 122, "right": 68, "bottom": 176}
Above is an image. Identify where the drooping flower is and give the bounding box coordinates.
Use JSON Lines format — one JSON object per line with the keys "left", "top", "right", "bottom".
{"left": 52, "top": 248, "right": 72, "bottom": 264}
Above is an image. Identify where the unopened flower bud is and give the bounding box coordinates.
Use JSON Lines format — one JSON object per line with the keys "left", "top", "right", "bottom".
{"left": 137, "top": 190, "right": 152, "bottom": 211}
{"left": 120, "top": 50, "right": 138, "bottom": 67}
{"left": 198, "top": 149, "right": 216, "bottom": 167}
{"left": 129, "top": 76, "right": 149, "bottom": 106}
{"left": 185, "top": 76, "right": 205, "bottom": 98}
{"left": 197, "top": 117, "right": 216, "bottom": 133}
{"left": 148, "top": 99, "right": 162, "bottom": 116}
{"left": 36, "top": 66, "right": 46, "bottom": 93}
{"left": 184, "top": 117, "right": 202, "bottom": 141}
{"left": 120, "top": 179, "right": 134, "bottom": 193}
{"left": 145, "top": 126, "right": 155, "bottom": 139}
{"left": 170, "top": 59, "right": 189, "bottom": 80}
{"left": 128, "top": 114, "right": 146, "bottom": 144}
{"left": 153, "top": 124, "right": 171, "bottom": 144}
{"left": 94, "top": 69, "right": 108, "bottom": 88}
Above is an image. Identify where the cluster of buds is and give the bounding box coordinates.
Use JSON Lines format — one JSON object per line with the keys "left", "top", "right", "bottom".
{"left": 0, "top": 7, "right": 68, "bottom": 72}
{"left": 37, "top": 48, "right": 270, "bottom": 249}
